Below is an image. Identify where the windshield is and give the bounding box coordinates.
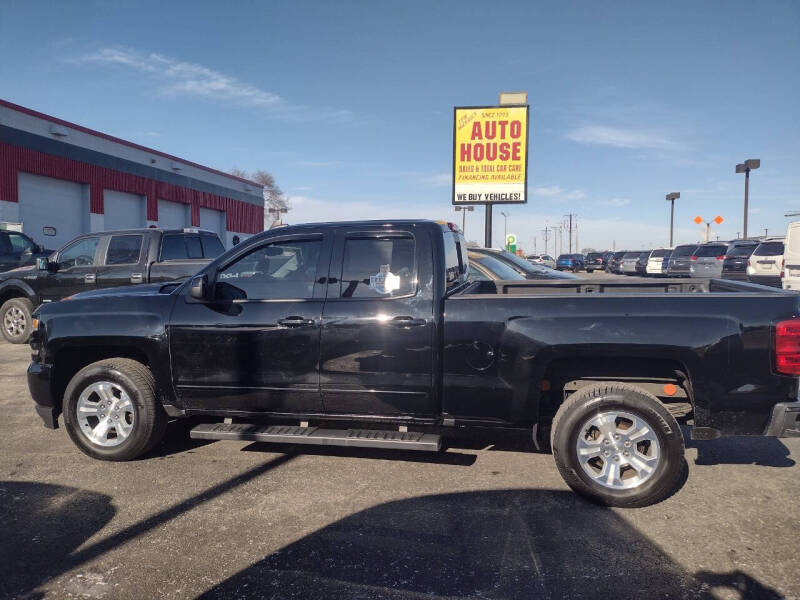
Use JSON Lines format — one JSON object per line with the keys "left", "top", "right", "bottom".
{"left": 622, "top": 252, "right": 641, "bottom": 259}
{"left": 753, "top": 241, "right": 784, "bottom": 256}
{"left": 726, "top": 244, "right": 758, "bottom": 257}
{"left": 469, "top": 253, "right": 525, "bottom": 280}
{"left": 613, "top": 251, "right": 626, "bottom": 259}
{"left": 672, "top": 245, "right": 698, "bottom": 257}
{"left": 650, "top": 249, "right": 670, "bottom": 258}
{"left": 586, "top": 252, "right": 603, "bottom": 260}
{"left": 557, "top": 255, "right": 572, "bottom": 261}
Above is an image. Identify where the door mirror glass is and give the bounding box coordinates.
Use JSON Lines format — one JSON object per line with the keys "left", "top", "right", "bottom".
{"left": 36, "top": 257, "right": 49, "bottom": 271}
{"left": 189, "top": 275, "right": 208, "bottom": 300}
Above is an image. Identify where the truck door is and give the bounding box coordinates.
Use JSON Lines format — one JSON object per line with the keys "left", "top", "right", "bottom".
{"left": 320, "top": 226, "right": 437, "bottom": 416}
{"left": 38, "top": 235, "right": 101, "bottom": 302}
{"left": 168, "top": 231, "right": 330, "bottom": 414}
{"left": 95, "top": 233, "right": 147, "bottom": 289}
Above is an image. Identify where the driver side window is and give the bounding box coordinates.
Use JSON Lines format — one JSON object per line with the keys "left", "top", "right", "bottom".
{"left": 8, "top": 233, "right": 35, "bottom": 254}
{"left": 58, "top": 237, "right": 100, "bottom": 270}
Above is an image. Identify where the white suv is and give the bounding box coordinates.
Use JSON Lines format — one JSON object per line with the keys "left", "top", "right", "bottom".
{"left": 527, "top": 254, "right": 556, "bottom": 269}
{"left": 646, "top": 248, "right": 672, "bottom": 276}
{"left": 747, "top": 239, "right": 784, "bottom": 288}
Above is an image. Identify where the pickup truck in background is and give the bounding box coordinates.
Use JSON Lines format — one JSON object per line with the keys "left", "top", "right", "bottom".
{"left": 1, "top": 227, "right": 224, "bottom": 343}
{"left": 27, "top": 220, "right": 800, "bottom": 507}
{"left": 0, "top": 229, "right": 53, "bottom": 274}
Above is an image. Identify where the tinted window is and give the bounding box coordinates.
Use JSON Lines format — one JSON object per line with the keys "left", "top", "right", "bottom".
{"left": 613, "top": 251, "right": 625, "bottom": 259}
{"left": 160, "top": 235, "right": 188, "bottom": 260}
{"left": 557, "top": 254, "right": 571, "bottom": 260}
{"left": 753, "top": 242, "right": 784, "bottom": 256}
{"left": 586, "top": 253, "right": 603, "bottom": 260}
{"left": 650, "top": 249, "right": 669, "bottom": 258}
{"left": 672, "top": 245, "right": 698, "bottom": 257}
{"left": 8, "top": 233, "right": 35, "bottom": 253}
{"left": 58, "top": 237, "right": 100, "bottom": 268}
{"left": 726, "top": 244, "right": 758, "bottom": 257}
{"left": 443, "top": 231, "right": 465, "bottom": 288}
{"left": 340, "top": 236, "right": 415, "bottom": 298}
{"left": 694, "top": 245, "right": 727, "bottom": 257}
{"left": 106, "top": 235, "right": 143, "bottom": 265}
{"left": 623, "top": 252, "right": 641, "bottom": 258}
{"left": 201, "top": 235, "right": 224, "bottom": 258}
{"left": 470, "top": 253, "right": 524, "bottom": 280}
{"left": 468, "top": 264, "right": 490, "bottom": 281}
{"left": 186, "top": 236, "right": 203, "bottom": 259}
{"left": 216, "top": 239, "right": 321, "bottom": 300}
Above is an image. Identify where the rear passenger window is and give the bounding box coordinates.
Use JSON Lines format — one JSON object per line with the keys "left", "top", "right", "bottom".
{"left": 186, "top": 236, "right": 203, "bottom": 259}
{"left": 106, "top": 235, "right": 143, "bottom": 265}
{"left": 201, "top": 235, "right": 224, "bottom": 258}
{"left": 160, "top": 235, "right": 188, "bottom": 261}
{"left": 340, "top": 236, "right": 415, "bottom": 298}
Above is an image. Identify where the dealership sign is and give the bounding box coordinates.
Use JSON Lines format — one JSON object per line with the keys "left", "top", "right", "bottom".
{"left": 453, "top": 105, "right": 529, "bottom": 205}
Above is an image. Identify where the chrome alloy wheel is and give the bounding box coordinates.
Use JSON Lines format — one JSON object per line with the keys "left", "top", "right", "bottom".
{"left": 76, "top": 381, "right": 135, "bottom": 447}
{"left": 575, "top": 410, "right": 661, "bottom": 490}
{"left": 3, "top": 306, "right": 26, "bottom": 338}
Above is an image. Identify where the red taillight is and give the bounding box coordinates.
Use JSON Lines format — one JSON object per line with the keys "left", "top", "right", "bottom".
{"left": 747, "top": 258, "right": 751, "bottom": 267}
{"left": 690, "top": 255, "right": 698, "bottom": 261}
{"left": 776, "top": 319, "right": 800, "bottom": 375}
{"left": 716, "top": 255, "right": 726, "bottom": 261}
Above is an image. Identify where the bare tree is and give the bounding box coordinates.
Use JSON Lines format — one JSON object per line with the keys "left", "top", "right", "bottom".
{"left": 230, "top": 168, "right": 290, "bottom": 229}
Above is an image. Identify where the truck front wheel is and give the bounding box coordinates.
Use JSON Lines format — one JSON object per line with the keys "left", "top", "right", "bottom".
{"left": 1, "top": 297, "right": 33, "bottom": 344}
{"left": 62, "top": 358, "right": 167, "bottom": 461}
{"left": 550, "top": 382, "right": 685, "bottom": 507}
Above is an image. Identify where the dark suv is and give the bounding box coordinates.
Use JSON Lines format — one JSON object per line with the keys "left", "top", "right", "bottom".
{"left": 584, "top": 252, "right": 607, "bottom": 273}
{"left": 0, "top": 230, "right": 52, "bottom": 274}
{"left": 721, "top": 240, "right": 760, "bottom": 281}
{"left": 667, "top": 244, "right": 699, "bottom": 278}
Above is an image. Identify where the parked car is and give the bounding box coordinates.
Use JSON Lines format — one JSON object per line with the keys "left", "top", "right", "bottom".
{"left": 556, "top": 254, "right": 585, "bottom": 272}
{"left": 721, "top": 240, "right": 760, "bottom": 281}
{"left": 0, "top": 227, "right": 224, "bottom": 344}
{"left": 584, "top": 252, "right": 607, "bottom": 273}
{"left": 747, "top": 239, "right": 784, "bottom": 288}
{"left": 784, "top": 221, "right": 800, "bottom": 291}
{"left": 0, "top": 229, "right": 52, "bottom": 274}
{"left": 468, "top": 251, "right": 526, "bottom": 281}
{"left": 28, "top": 219, "right": 800, "bottom": 508}
{"left": 607, "top": 251, "right": 626, "bottom": 273}
{"left": 667, "top": 244, "right": 699, "bottom": 278}
{"left": 473, "top": 248, "right": 579, "bottom": 280}
{"left": 689, "top": 243, "right": 729, "bottom": 278}
{"left": 619, "top": 251, "right": 645, "bottom": 275}
{"left": 646, "top": 249, "right": 672, "bottom": 276}
{"left": 526, "top": 254, "right": 556, "bottom": 269}
{"left": 635, "top": 251, "right": 651, "bottom": 276}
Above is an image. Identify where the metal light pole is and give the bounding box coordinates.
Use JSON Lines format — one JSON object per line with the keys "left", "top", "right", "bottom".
{"left": 500, "top": 211, "right": 509, "bottom": 249}
{"left": 268, "top": 207, "right": 289, "bottom": 229}
{"left": 665, "top": 192, "right": 680, "bottom": 247}
{"left": 454, "top": 205, "right": 473, "bottom": 237}
{"left": 736, "top": 159, "right": 760, "bottom": 239}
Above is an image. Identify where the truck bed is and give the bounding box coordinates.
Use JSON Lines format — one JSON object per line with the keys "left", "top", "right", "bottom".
{"left": 458, "top": 277, "right": 796, "bottom": 296}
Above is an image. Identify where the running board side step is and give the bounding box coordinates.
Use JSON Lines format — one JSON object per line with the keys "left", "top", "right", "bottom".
{"left": 190, "top": 423, "right": 442, "bottom": 452}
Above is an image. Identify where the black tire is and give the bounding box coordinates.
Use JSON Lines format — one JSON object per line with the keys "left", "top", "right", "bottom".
{"left": 550, "top": 382, "right": 684, "bottom": 507}
{"left": 586, "top": 269, "right": 594, "bottom": 273}
{"left": 1, "top": 297, "right": 33, "bottom": 344}
{"left": 63, "top": 358, "right": 167, "bottom": 461}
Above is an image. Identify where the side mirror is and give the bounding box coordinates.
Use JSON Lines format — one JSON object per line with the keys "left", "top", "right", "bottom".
{"left": 189, "top": 275, "right": 209, "bottom": 301}
{"left": 36, "top": 257, "right": 50, "bottom": 271}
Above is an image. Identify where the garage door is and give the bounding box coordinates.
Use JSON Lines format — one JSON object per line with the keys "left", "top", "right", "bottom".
{"left": 18, "top": 173, "right": 86, "bottom": 249}
{"left": 104, "top": 190, "right": 146, "bottom": 231}
{"left": 199, "top": 207, "right": 225, "bottom": 239}
{"left": 158, "top": 200, "right": 189, "bottom": 229}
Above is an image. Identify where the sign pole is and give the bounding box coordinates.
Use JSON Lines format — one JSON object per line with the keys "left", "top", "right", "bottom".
{"left": 484, "top": 205, "right": 493, "bottom": 247}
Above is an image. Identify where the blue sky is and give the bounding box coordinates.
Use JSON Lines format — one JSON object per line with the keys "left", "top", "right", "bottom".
{"left": 1, "top": 0, "right": 798, "bottom": 251}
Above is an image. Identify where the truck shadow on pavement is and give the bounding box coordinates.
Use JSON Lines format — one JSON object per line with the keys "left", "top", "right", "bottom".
{"left": 198, "top": 489, "right": 783, "bottom": 600}
{"left": 682, "top": 427, "right": 795, "bottom": 467}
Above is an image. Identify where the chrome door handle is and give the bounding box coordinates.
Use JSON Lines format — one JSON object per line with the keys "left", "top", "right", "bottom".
{"left": 84, "top": 274, "right": 96, "bottom": 283}
{"left": 131, "top": 273, "right": 143, "bottom": 284}
{"left": 278, "top": 316, "right": 314, "bottom": 328}
{"left": 391, "top": 316, "right": 426, "bottom": 328}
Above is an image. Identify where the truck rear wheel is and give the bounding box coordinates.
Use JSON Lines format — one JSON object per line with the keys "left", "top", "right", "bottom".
{"left": 1, "top": 297, "right": 33, "bottom": 344}
{"left": 63, "top": 358, "right": 167, "bottom": 461}
{"left": 550, "top": 382, "right": 684, "bottom": 507}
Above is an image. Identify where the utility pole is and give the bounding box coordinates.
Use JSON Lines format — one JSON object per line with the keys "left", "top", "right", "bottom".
{"left": 575, "top": 220, "right": 579, "bottom": 253}
{"left": 666, "top": 192, "right": 680, "bottom": 247}
{"left": 541, "top": 226, "right": 551, "bottom": 255}
{"left": 736, "top": 159, "right": 760, "bottom": 239}
{"left": 533, "top": 237, "right": 537, "bottom": 254}
{"left": 764, "top": 228, "right": 768, "bottom": 238}
{"left": 564, "top": 213, "right": 577, "bottom": 253}
{"left": 500, "top": 211, "right": 510, "bottom": 249}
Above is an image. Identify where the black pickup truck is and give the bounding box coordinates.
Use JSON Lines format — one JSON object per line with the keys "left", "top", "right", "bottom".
{"left": 27, "top": 220, "right": 800, "bottom": 506}
{"left": 0, "top": 229, "right": 52, "bottom": 274}
{"left": 1, "top": 227, "right": 224, "bottom": 344}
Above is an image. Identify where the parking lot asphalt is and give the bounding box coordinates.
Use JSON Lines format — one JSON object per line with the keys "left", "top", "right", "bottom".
{"left": 1, "top": 339, "right": 799, "bottom": 599}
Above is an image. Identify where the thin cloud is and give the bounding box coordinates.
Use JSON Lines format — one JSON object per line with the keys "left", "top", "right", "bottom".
{"left": 599, "top": 197, "right": 632, "bottom": 207}
{"left": 532, "top": 186, "right": 585, "bottom": 201}
{"left": 566, "top": 125, "right": 677, "bottom": 150}
{"left": 421, "top": 172, "right": 451, "bottom": 187}
{"left": 74, "top": 47, "right": 353, "bottom": 121}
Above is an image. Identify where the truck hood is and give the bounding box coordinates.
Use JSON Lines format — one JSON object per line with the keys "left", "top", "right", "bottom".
{"left": 68, "top": 282, "right": 183, "bottom": 300}
{"left": 0, "top": 264, "right": 36, "bottom": 279}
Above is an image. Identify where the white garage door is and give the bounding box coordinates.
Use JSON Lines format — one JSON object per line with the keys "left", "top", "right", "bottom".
{"left": 104, "top": 190, "right": 146, "bottom": 231}
{"left": 158, "top": 199, "right": 189, "bottom": 229}
{"left": 18, "top": 173, "right": 87, "bottom": 249}
{"left": 199, "top": 207, "right": 225, "bottom": 239}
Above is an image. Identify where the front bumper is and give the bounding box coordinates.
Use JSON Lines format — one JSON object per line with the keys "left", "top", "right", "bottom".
{"left": 764, "top": 401, "right": 800, "bottom": 437}
{"left": 27, "top": 361, "right": 59, "bottom": 429}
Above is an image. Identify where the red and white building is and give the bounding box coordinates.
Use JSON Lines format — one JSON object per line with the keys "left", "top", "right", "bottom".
{"left": 0, "top": 98, "right": 264, "bottom": 249}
